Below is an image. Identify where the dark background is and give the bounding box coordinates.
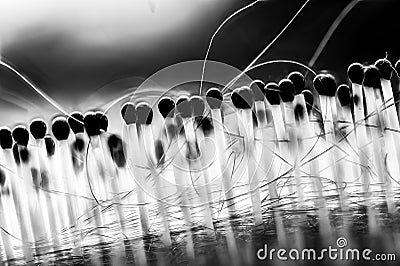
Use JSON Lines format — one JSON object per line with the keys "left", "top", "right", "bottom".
{"left": 0, "top": 0, "right": 399, "bottom": 126}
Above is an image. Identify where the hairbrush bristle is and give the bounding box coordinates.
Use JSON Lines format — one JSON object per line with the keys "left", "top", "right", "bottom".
{"left": 363, "top": 65, "right": 381, "bottom": 88}
{"left": 278, "top": 78, "right": 295, "bottom": 102}
{"left": 29, "top": 119, "right": 47, "bottom": 140}
{"left": 302, "top": 89, "right": 314, "bottom": 113}
{"left": 264, "top": 82, "right": 281, "bottom": 105}
{"left": 337, "top": 84, "right": 352, "bottom": 107}
{"left": 375, "top": 58, "right": 393, "bottom": 80}
{"left": 321, "top": 74, "right": 337, "bottom": 97}
{"left": 206, "top": 87, "right": 223, "bottom": 109}
{"left": 231, "top": 87, "right": 254, "bottom": 109}
{"left": 176, "top": 96, "right": 191, "bottom": 118}
{"left": 189, "top": 96, "right": 205, "bottom": 117}
{"left": 95, "top": 112, "right": 108, "bottom": 132}
{"left": 84, "top": 112, "right": 101, "bottom": 136}
{"left": 51, "top": 117, "right": 70, "bottom": 141}
{"left": 347, "top": 63, "right": 364, "bottom": 85}
{"left": 288, "top": 71, "right": 305, "bottom": 95}
{"left": 0, "top": 128, "right": 13, "bottom": 150}
{"left": 68, "top": 112, "right": 85, "bottom": 134}
{"left": 250, "top": 80, "right": 265, "bottom": 101}
{"left": 158, "top": 97, "right": 175, "bottom": 118}
{"left": 12, "top": 126, "right": 29, "bottom": 146}
{"left": 313, "top": 74, "right": 325, "bottom": 95}
{"left": 44, "top": 136, "right": 55, "bottom": 156}
{"left": 121, "top": 103, "right": 137, "bottom": 125}
{"left": 136, "top": 103, "right": 153, "bottom": 125}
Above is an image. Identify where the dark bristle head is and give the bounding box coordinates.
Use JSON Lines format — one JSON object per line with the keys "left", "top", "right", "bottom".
{"left": 337, "top": 84, "right": 352, "bottom": 107}
{"left": 29, "top": 119, "right": 47, "bottom": 140}
{"left": 0, "top": 128, "right": 13, "bottom": 150}
{"left": 250, "top": 80, "right": 265, "bottom": 101}
{"left": 12, "top": 126, "right": 29, "bottom": 146}
{"left": 51, "top": 117, "right": 70, "bottom": 141}
{"left": 363, "top": 65, "right": 381, "bottom": 88}
{"left": 206, "top": 87, "right": 223, "bottom": 109}
{"left": 278, "top": 78, "right": 295, "bottom": 102}
{"left": 189, "top": 96, "right": 205, "bottom": 117}
{"left": 44, "top": 136, "right": 55, "bottom": 157}
{"left": 158, "top": 97, "right": 175, "bottom": 119}
{"left": 288, "top": 71, "right": 305, "bottom": 95}
{"left": 136, "top": 103, "right": 153, "bottom": 125}
{"left": 264, "top": 82, "right": 281, "bottom": 105}
{"left": 67, "top": 112, "right": 85, "bottom": 134}
{"left": 347, "top": 63, "right": 364, "bottom": 84}
{"left": 95, "top": 112, "right": 108, "bottom": 132}
{"left": 176, "top": 96, "right": 192, "bottom": 118}
{"left": 231, "top": 87, "right": 254, "bottom": 109}
{"left": 121, "top": 103, "right": 137, "bottom": 125}
{"left": 313, "top": 74, "right": 325, "bottom": 95}
{"left": 375, "top": 58, "right": 393, "bottom": 80}
{"left": 84, "top": 112, "right": 100, "bottom": 136}
{"left": 107, "top": 134, "right": 126, "bottom": 168}
{"left": 321, "top": 74, "right": 337, "bottom": 96}
{"left": 252, "top": 111, "right": 258, "bottom": 127}
{"left": 302, "top": 89, "right": 314, "bottom": 113}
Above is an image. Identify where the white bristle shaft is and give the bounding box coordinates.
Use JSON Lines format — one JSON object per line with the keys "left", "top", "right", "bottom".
{"left": 319, "top": 96, "right": 345, "bottom": 207}
{"left": 380, "top": 79, "right": 400, "bottom": 200}
{"left": 363, "top": 86, "right": 385, "bottom": 234}
{"left": 363, "top": 88, "right": 386, "bottom": 191}
{"left": 31, "top": 141, "right": 52, "bottom": 241}
{"left": 17, "top": 145, "right": 49, "bottom": 254}
{"left": 58, "top": 141, "right": 83, "bottom": 227}
{"left": 335, "top": 106, "right": 362, "bottom": 200}
{"left": 351, "top": 83, "right": 372, "bottom": 196}
{"left": 126, "top": 124, "right": 150, "bottom": 233}
{"left": 283, "top": 102, "right": 304, "bottom": 206}
{"left": 163, "top": 117, "right": 195, "bottom": 259}
{"left": 57, "top": 141, "right": 84, "bottom": 255}
{"left": 139, "top": 124, "right": 172, "bottom": 246}
{"left": 210, "top": 109, "right": 237, "bottom": 215}
{"left": 248, "top": 102, "right": 264, "bottom": 225}
{"left": 253, "top": 101, "right": 286, "bottom": 244}
{"left": 372, "top": 86, "right": 397, "bottom": 213}
{"left": 294, "top": 96, "right": 332, "bottom": 241}
{"left": 99, "top": 134, "right": 129, "bottom": 228}
{"left": 270, "top": 105, "right": 294, "bottom": 209}
{"left": 293, "top": 95, "right": 320, "bottom": 201}
{"left": 0, "top": 169, "right": 16, "bottom": 261}
{"left": 195, "top": 125, "right": 218, "bottom": 220}
{"left": 36, "top": 139, "right": 60, "bottom": 247}
{"left": 182, "top": 117, "right": 215, "bottom": 234}
{"left": 3, "top": 150, "right": 34, "bottom": 261}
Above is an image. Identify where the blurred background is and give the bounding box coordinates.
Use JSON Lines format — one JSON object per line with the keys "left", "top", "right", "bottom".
{"left": 0, "top": 0, "right": 399, "bottom": 127}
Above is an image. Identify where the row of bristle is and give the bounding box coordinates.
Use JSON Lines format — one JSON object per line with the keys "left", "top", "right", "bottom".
{"left": 0, "top": 56, "right": 399, "bottom": 265}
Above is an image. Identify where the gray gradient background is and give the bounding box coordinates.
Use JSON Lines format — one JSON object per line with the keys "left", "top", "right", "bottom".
{"left": 0, "top": 0, "right": 399, "bottom": 127}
